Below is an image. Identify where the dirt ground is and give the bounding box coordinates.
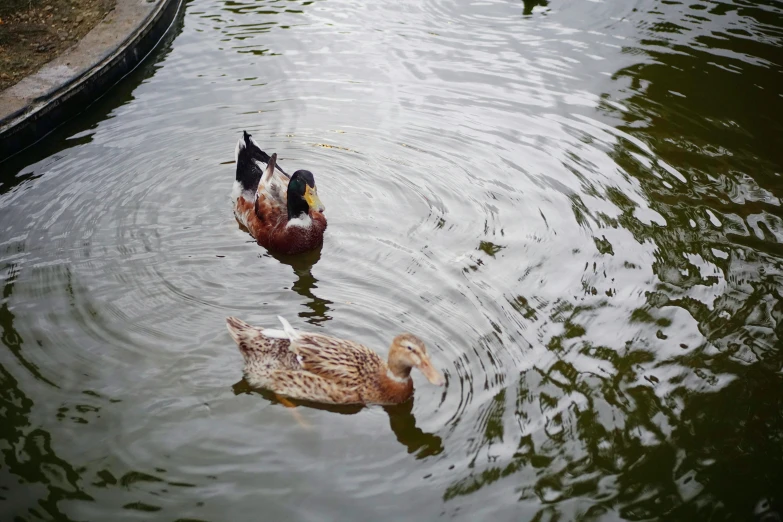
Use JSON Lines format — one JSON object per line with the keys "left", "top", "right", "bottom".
{"left": 0, "top": 0, "right": 115, "bottom": 91}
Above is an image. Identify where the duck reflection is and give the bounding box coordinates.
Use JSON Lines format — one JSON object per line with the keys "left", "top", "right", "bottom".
{"left": 383, "top": 401, "right": 444, "bottom": 459}
{"left": 267, "top": 246, "right": 333, "bottom": 325}
{"left": 232, "top": 379, "right": 443, "bottom": 458}
{"left": 522, "top": 0, "right": 548, "bottom": 16}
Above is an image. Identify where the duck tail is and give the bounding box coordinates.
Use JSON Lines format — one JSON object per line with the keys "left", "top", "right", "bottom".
{"left": 235, "top": 131, "right": 289, "bottom": 193}
{"left": 226, "top": 316, "right": 253, "bottom": 343}
{"left": 235, "top": 131, "right": 264, "bottom": 194}
{"left": 226, "top": 316, "right": 292, "bottom": 362}
{"left": 226, "top": 316, "right": 263, "bottom": 360}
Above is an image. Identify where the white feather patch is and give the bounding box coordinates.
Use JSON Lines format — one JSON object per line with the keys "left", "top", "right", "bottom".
{"left": 235, "top": 137, "right": 245, "bottom": 163}
{"left": 286, "top": 213, "right": 313, "bottom": 229}
{"left": 261, "top": 328, "right": 289, "bottom": 339}
{"left": 277, "top": 316, "right": 301, "bottom": 341}
{"left": 231, "top": 180, "right": 255, "bottom": 204}
{"left": 387, "top": 369, "right": 411, "bottom": 383}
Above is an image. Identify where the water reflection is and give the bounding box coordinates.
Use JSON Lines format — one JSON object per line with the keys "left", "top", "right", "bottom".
{"left": 1, "top": 0, "right": 782, "bottom": 519}
{"left": 207, "top": 0, "right": 319, "bottom": 57}
{"left": 270, "top": 247, "right": 333, "bottom": 325}
{"left": 441, "top": 0, "right": 783, "bottom": 518}
{"left": 0, "top": 265, "right": 92, "bottom": 519}
{"left": 0, "top": 265, "right": 56, "bottom": 386}
{"left": 233, "top": 219, "right": 333, "bottom": 324}
{"left": 521, "top": 0, "right": 548, "bottom": 17}
{"left": 384, "top": 402, "right": 444, "bottom": 459}
{"left": 232, "top": 378, "right": 443, "bottom": 457}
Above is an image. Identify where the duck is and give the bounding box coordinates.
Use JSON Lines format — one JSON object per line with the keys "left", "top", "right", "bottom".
{"left": 226, "top": 316, "right": 445, "bottom": 405}
{"left": 232, "top": 131, "right": 327, "bottom": 255}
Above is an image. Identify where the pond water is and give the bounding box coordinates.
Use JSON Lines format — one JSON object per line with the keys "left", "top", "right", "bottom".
{"left": 2, "top": 0, "right": 782, "bottom": 520}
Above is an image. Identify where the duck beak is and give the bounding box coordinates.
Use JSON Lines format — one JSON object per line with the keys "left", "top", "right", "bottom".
{"left": 304, "top": 185, "right": 325, "bottom": 213}
{"left": 419, "top": 358, "right": 445, "bottom": 386}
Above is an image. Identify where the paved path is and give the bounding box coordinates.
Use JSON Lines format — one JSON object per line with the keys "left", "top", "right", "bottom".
{"left": 0, "top": 0, "right": 181, "bottom": 160}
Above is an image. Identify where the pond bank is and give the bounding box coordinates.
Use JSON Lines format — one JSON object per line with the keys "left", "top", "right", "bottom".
{"left": 0, "top": 0, "right": 181, "bottom": 161}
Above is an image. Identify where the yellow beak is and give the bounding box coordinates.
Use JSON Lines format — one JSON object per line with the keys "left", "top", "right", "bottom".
{"left": 419, "top": 358, "right": 445, "bottom": 386}
{"left": 304, "top": 185, "right": 325, "bottom": 213}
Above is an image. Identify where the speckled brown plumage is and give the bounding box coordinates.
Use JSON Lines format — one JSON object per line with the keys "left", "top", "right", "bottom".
{"left": 226, "top": 317, "right": 445, "bottom": 405}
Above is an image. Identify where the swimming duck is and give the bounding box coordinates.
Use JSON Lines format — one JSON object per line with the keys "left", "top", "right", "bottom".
{"left": 232, "top": 131, "right": 327, "bottom": 255}
{"left": 226, "top": 316, "right": 445, "bottom": 405}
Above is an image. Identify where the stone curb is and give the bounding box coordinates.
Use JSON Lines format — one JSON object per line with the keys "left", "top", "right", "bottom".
{"left": 0, "top": 0, "right": 182, "bottom": 161}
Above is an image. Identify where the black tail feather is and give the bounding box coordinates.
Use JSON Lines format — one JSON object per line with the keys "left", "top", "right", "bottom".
{"left": 243, "top": 131, "right": 274, "bottom": 164}
{"left": 236, "top": 132, "right": 264, "bottom": 193}
{"left": 235, "top": 131, "right": 289, "bottom": 193}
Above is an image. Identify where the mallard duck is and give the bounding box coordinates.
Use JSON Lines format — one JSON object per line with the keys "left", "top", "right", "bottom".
{"left": 232, "top": 131, "right": 327, "bottom": 255}
{"left": 226, "top": 316, "right": 445, "bottom": 405}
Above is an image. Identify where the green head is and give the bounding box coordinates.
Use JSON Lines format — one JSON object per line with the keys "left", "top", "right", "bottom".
{"left": 287, "top": 170, "right": 325, "bottom": 220}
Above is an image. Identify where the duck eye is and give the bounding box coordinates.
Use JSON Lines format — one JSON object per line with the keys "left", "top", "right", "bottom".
{"left": 407, "top": 346, "right": 413, "bottom": 351}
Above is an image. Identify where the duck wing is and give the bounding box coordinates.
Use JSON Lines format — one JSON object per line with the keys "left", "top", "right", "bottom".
{"left": 246, "top": 370, "right": 363, "bottom": 404}
{"left": 275, "top": 317, "right": 384, "bottom": 384}
{"left": 256, "top": 152, "right": 288, "bottom": 208}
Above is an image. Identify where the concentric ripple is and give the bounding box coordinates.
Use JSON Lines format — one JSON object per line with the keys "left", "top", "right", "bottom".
{"left": 1, "top": 0, "right": 782, "bottom": 520}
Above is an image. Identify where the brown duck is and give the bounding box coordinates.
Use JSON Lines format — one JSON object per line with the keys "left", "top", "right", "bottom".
{"left": 226, "top": 316, "right": 445, "bottom": 405}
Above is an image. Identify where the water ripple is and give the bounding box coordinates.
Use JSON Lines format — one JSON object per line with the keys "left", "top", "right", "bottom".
{"left": 1, "top": 0, "right": 782, "bottom": 520}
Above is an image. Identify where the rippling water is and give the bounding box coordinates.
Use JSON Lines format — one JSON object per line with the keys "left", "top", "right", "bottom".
{"left": 2, "top": 0, "right": 782, "bottom": 520}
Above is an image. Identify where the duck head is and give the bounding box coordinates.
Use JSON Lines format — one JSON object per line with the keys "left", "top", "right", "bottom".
{"left": 387, "top": 333, "right": 445, "bottom": 386}
{"left": 287, "top": 170, "right": 325, "bottom": 220}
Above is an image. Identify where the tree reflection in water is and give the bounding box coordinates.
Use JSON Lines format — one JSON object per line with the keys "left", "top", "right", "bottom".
{"left": 442, "top": 1, "right": 783, "bottom": 519}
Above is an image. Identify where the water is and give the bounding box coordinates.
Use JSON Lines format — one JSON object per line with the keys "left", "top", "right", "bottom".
{"left": 1, "top": 0, "right": 782, "bottom": 520}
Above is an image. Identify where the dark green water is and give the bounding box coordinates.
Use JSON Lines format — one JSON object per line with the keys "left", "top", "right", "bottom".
{"left": 1, "top": 0, "right": 782, "bottom": 520}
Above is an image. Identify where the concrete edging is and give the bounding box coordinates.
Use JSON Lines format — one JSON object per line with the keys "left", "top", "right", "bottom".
{"left": 0, "top": 0, "right": 182, "bottom": 161}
